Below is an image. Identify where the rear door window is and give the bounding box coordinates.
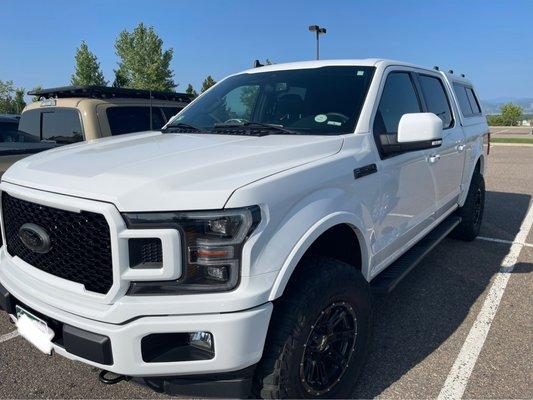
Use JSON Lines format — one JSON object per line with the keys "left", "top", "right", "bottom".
{"left": 418, "top": 75, "right": 453, "bottom": 129}
{"left": 41, "top": 109, "right": 84, "bottom": 144}
{"left": 453, "top": 84, "right": 473, "bottom": 116}
{"left": 106, "top": 106, "right": 165, "bottom": 135}
{"left": 465, "top": 88, "right": 482, "bottom": 115}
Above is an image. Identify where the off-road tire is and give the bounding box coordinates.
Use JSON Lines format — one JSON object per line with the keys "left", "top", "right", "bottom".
{"left": 253, "top": 257, "right": 372, "bottom": 399}
{"left": 452, "top": 172, "right": 485, "bottom": 241}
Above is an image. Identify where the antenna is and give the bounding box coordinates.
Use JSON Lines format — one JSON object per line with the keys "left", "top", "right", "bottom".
{"left": 253, "top": 60, "right": 264, "bottom": 68}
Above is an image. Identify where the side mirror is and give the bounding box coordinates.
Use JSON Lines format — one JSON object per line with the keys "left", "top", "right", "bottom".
{"left": 397, "top": 113, "right": 443, "bottom": 149}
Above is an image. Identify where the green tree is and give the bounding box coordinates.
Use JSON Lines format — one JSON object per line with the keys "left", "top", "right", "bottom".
{"left": 499, "top": 103, "right": 522, "bottom": 126}
{"left": 0, "top": 80, "right": 26, "bottom": 114}
{"left": 112, "top": 68, "right": 130, "bottom": 88}
{"left": 0, "top": 80, "right": 15, "bottom": 113}
{"left": 13, "top": 88, "right": 26, "bottom": 113}
{"left": 71, "top": 41, "right": 107, "bottom": 86}
{"left": 31, "top": 85, "right": 42, "bottom": 102}
{"left": 185, "top": 83, "right": 198, "bottom": 97}
{"left": 114, "top": 23, "right": 176, "bottom": 91}
{"left": 201, "top": 75, "right": 216, "bottom": 93}
{"left": 486, "top": 114, "right": 503, "bottom": 126}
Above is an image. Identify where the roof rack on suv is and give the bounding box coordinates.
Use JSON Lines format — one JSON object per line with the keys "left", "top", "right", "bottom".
{"left": 27, "top": 85, "right": 193, "bottom": 103}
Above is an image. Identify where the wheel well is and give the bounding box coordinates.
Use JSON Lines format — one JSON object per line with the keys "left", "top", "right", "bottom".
{"left": 302, "top": 224, "right": 362, "bottom": 270}
{"left": 280, "top": 224, "right": 363, "bottom": 296}
{"left": 475, "top": 156, "right": 483, "bottom": 175}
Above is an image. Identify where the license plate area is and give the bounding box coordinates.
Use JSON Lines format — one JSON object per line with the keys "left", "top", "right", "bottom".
{"left": 15, "top": 305, "right": 56, "bottom": 354}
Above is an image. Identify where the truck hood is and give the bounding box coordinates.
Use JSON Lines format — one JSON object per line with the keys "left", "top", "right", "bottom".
{"left": 2, "top": 131, "right": 343, "bottom": 211}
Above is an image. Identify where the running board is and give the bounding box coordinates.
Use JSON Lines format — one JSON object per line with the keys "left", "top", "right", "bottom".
{"left": 370, "top": 216, "right": 462, "bottom": 295}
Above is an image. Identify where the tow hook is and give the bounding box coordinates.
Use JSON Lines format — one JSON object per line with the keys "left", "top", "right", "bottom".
{"left": 98, "top": 370, "right": 131, "bottom": 385}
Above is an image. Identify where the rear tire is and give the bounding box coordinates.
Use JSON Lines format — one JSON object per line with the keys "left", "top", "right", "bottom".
{"left": 452, "top": 171, "right": 485, "bottom": 241}
{"left": 253, "top": 257, "right": 372, "bottom": 399}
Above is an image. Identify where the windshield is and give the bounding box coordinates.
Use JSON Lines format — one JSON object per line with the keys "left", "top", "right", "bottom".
{"left": 169, "top": 66, "right": 375, "bottom": 135}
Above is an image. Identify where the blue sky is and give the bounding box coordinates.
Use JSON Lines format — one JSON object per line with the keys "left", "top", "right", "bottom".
{"left": 1, "top": 0, "right": 530, "bottom": 100}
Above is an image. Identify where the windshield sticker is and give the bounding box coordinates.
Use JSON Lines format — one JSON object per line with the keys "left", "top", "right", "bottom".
{"left": 357, "top": 70, "right": 365, "bottom": 76}
{"left": 314, "top": 114, "right": 327, "bottom": 123}
{"left": 327, "top": 121, "right": 342, "bottom": 126}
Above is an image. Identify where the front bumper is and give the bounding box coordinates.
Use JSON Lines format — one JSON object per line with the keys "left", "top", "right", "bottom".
{"left": 0, "top": 282, "right": 272, "bottom": 377}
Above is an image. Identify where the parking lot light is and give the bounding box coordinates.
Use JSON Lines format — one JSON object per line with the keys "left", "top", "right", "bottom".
{"left": 308, "top": 24, "right": 327, "bottom": 60}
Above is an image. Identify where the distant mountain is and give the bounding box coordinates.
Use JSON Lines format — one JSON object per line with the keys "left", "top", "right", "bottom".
{"left": 481, "top": 98, "right": 533, "bottom": 115}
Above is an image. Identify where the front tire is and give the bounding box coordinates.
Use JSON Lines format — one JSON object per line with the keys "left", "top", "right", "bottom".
{"left": 253, "top": 257, "right": 372, "bottom": 399}
{"left": 452, "top": 171, "right": 485, "bottom": 241}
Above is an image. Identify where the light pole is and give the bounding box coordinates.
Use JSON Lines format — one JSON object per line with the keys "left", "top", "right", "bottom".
{"left": 308, "top": 25, "right": 327, "bottom": 60}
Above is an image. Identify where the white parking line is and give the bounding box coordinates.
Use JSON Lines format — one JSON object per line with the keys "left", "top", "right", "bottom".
{"left": 477, "top": 235, "right": 533, "bottom": 248}
{"left": 438, "top": 203, "right": 533, "bottom": 399}
{"left": 0, "top": 330, "right": 18, "bottom": 343}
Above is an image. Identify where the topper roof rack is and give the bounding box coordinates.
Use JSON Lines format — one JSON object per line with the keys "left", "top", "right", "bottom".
{"left": 28, "top": 85, "right": 193, "bottom": 103}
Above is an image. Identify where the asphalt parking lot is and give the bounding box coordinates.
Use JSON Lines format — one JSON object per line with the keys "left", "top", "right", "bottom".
{"left": 0, "top": 145, "right": 532, "bottom": 399}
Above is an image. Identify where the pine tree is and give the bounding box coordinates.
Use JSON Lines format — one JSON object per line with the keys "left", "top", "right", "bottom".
{"left": 112, "top": 68, "right": 130, "bottom": 88}
{"left": 185, "top": 83, "right": 198, "bottom": 97}
{"left": 71, "top": 41, "right": 107, "bottom": 86}
{"left": 201, "top": 76, "right": 216, "bottom": 93}
{"left": 114, "top": 23, "right": 176, "bottom": 91}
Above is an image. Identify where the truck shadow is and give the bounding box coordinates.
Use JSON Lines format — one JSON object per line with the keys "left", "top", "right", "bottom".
{"left": 352, "top": 190, "right": 532, "bottom": 398}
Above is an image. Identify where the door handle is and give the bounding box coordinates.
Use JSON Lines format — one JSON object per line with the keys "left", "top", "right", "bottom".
{"left": 456, "top": 144, "right": 466, "bottom": 152}
{"left": 428, "top": 154, "right": 441, "bottom": 163}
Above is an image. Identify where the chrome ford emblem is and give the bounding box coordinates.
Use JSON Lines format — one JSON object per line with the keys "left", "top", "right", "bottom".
{"left": 18, "top": 223, "right": 51, "bottom": 254}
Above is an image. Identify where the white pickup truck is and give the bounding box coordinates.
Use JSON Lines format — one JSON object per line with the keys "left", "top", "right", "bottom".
{"left": 0, "top": 59, "right": 488, "bottom": 398}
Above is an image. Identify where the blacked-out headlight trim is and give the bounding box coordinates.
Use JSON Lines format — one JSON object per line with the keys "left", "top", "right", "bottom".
{"left": 122, "top": 206, "right": 261, "bottom": 295}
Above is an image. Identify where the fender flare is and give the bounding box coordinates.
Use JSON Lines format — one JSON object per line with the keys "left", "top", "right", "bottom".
{"left": 459, "top": 152, "right": 485, "bottom": 206}
{"left": 268, "top": 211, "right": 370, "bottom": 301}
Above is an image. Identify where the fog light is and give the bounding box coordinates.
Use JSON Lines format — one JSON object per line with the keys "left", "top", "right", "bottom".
{"left": 189, "top": 331, "right": 213, "bottom": 352}
{"left": 141, "top": 331, "right": 214, "bottom": 363}
{"left": 206, "top": 265, "right": 229, "bottom": 281}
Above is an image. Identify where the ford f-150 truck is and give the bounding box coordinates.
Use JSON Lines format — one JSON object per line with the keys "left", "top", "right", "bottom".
{"left": 0, "top": 59, "right": 488, "bottom": 398}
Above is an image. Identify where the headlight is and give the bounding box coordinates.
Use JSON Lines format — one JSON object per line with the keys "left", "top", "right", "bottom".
{"left": 122, "top": 206, "right": 261, "bottom": 295}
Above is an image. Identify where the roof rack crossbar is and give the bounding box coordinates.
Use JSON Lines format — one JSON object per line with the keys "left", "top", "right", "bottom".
{"left": 28, "top": 85, "right": 193, "bottom": 103}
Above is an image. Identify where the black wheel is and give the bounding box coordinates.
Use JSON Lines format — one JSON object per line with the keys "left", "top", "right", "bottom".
{"left": 452, "top": 171, "right": 485, "bottom": 241}
{"left": 253, "top": 257, "right": 372, "bottom": 399}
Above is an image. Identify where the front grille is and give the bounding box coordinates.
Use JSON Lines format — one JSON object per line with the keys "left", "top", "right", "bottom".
{"left": 2, "top": 192, "right": 113, "bottom": 294}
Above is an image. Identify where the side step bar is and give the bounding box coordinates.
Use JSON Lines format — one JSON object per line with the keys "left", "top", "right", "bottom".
{"left": 370, "top": 216, "right": 462, "bottom": 295}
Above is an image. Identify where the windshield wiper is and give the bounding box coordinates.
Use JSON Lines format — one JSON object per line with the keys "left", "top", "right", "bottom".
{"left": 212, "top": 122, "right": 301, "bottom": 136}
{"left": 161, "top": 123, "right": 202, "bottom": 133}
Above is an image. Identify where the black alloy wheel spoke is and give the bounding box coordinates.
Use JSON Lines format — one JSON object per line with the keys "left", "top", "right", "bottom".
{"left": 299, "top": 302, "right": 358, "bottom": 395}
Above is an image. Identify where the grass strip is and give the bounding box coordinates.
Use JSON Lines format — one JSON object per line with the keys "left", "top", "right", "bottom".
{"left": 491, "top": 137, "right": 533, "bottom": 144}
